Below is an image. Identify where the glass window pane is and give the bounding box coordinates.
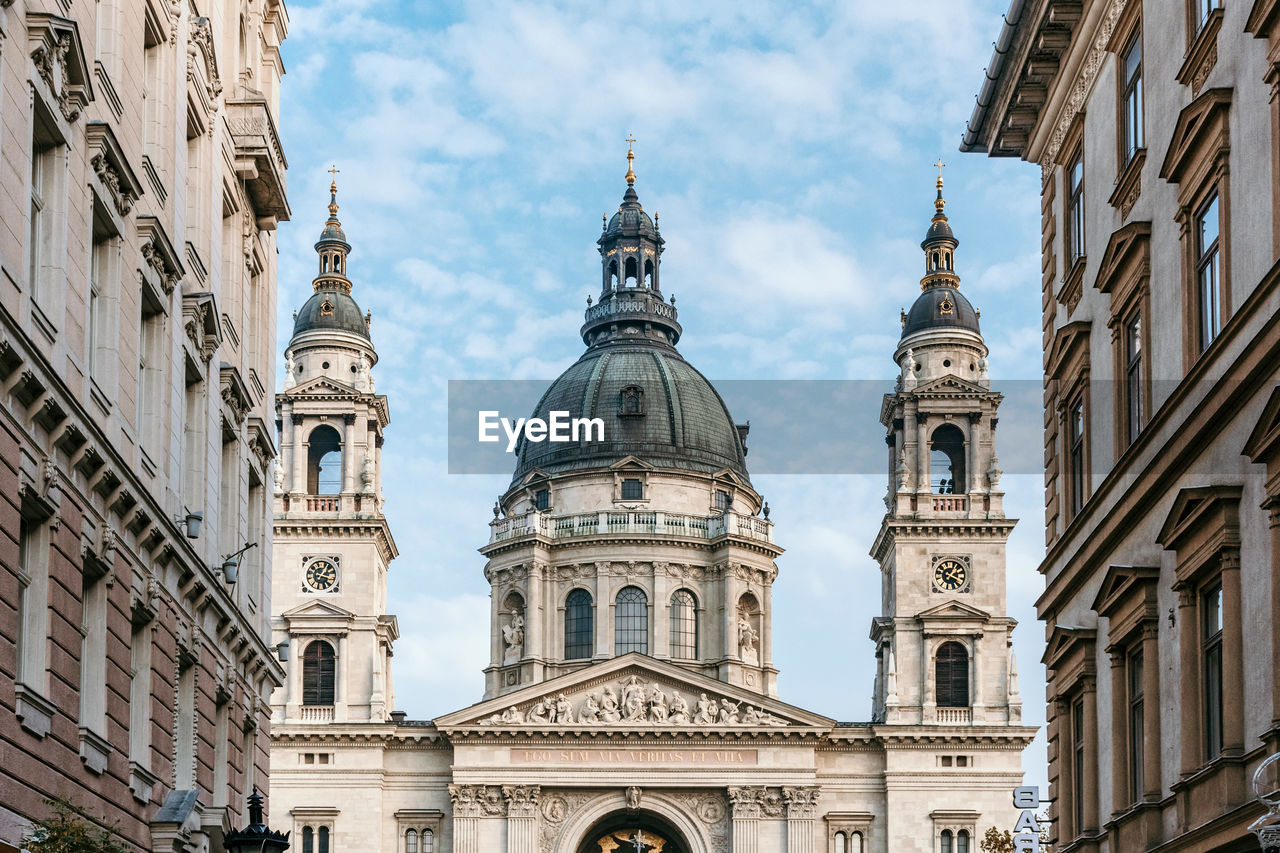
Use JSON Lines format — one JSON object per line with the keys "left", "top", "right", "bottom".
{"left": 670, "top": 589, "right": 698, "bottom": 659}
{"left": 615, "top": 586, "right": 648, "bottom": 654}
{"left": 564, "top": 589, "right": 594, "bottom": 659}
{"left": 1198, "top": 195, "right": 1219, "bottom": 257}
{"left": 318, "top": 826, "right": 329, "bottom": 853}
{"left": 406, "top": 830, "right": 417, "bottom": 853}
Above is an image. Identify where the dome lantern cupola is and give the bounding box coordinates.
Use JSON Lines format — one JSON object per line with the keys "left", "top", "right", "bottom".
{"left": 900, "top": 164, "right": 982, "bottom": 342}
{"left": 312, "top": 167, "right": 353, "bottom": 294}
{"left": 581, "top": 139, "right": 682, "bottom": 348}
{"left": 919, "top": 159, "right": 961, "bottom": 291}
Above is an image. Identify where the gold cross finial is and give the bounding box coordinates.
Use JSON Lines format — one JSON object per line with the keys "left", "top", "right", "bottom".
{"left": 933, "top": 158, "right": 946, "bottom": 186}
{"left": 624, "top": 134, "right": 637, "bottom": 184}
{"left": 626, "top": 133, "right": 636, "bottom": 152}
{"left": 328, "top": 164, "right": 340, "bottom": 193}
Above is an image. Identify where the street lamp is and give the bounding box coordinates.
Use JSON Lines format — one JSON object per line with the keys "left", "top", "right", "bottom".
{"left": 1249, "top": 752, "right": 1280, "bottom": 853}
{"left": 223, "top": 788, "right": 289, "bottom": 853}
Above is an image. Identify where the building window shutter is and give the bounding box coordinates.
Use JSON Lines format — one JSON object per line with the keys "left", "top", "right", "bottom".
{"left": 935, "top": 642, "right": 970, "bottom": 707}
{"left": 303, "top": 641, "right": 336, "bottom": 705}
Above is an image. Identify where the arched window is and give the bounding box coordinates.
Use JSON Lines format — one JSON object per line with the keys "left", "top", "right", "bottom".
{"left": 670, "top": 589, "right": 698, "bottom": 659}
{"left": 303, "top": 827, "right": 313, "bottom": 853}
{"left": 935, "top": 641, "right": 969, "bottom": 707}
{"left": 302, "top": 641, "right": 336, "bottom": 706}
{"left": 929, "top": 424, "right": 966, "bottom": 494}
{"left": 318, "top": 827, "right": 330, "bottom": 853}
{"left": 321, "top": 256, "right": 329, "bottom": 272}
{"left": 308, "top": 425, "right": 343, "bottom": 494}
{"left": 564, "top": 589, "right": 594, "bottom": 659}
{"left": 624, "top": 256, "right": 638, "bottom": 288}
{"left": 956, "top": 830, "right": 970, "bottom": 853}
{"left": 940, "top": 829, "right": 953, "bottom": 853}
{"left": 850, "top": 832, "right": 863, "bottom": 853}
{"left": 644, "top": 258, "right": 654, "bottom": 289}
{"left": 931, "top": 251, "right": 940, "bottom": 269}
{"left": 421, "top": 829, "right": 434, "bottom": 852}
{"left": 333, "top": 253, "right": 341, "bottom": 273}
{"left": 615, "top": 586, "right": 648, "bottom": 654}
{"left": 406, "top": 829, "right": 417, "bottom": 853}
{"left": 608, "top": 259, "right": 618, "bottom": 291}
{"left": 835, "top": 832, "right": 846, "bottom": 853}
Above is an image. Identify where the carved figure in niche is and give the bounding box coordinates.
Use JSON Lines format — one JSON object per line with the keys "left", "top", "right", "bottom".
{"left": 527, "top": 698, "right": 548, "bottom": 723}
{"left": 283, "top": 353, "right": 296, "bottom": 389}
{"left": 902, "top": 348, "right": 917, "bottom": 389}
{"left": 649, "top": 683, "right": 668, "bottom": 723}
{"left": 625, "top": 787, "right": 641, "bottom": 811}
{"left": 986, "top": 454, "right": 1002, "bottom": 488}
{"left": 554, "top": 693, "right": 573, "bottom": 723}
{"left": 695, "top": 693, "right": 716, "bottom": 724}
{"left": 578, "top": 693, "right": 601, "bottom": 723}
{"left": 361, "top": 451, "right": 376, "bottom": 493}
{"left": 502, "top": 610, "right": 525, "bottom": 664}
{"left": 977, "top": 355, "right": 989, "bottom": 386}
{"left": 669, "top": 690, "right": 689, "bottom": 724}
{"left": 355, "top": 354, "right": 370, "bottom": 390}
{"left": 718, "top": 699, "right": 741, "bottom": 724}
{"left": 599, "top": 686, "right": 621, "bottom": 722}
{"left": 273, "top": 459, "right": 285, "bottom": 494}
{"left": 737, "top": 611, "right": 759, "bottom": 665}
{"left": 896, "top": 449, "right": 912, "bottom": 490}
{"left": 621, "top": 676, "right": 646, "bottom": 720}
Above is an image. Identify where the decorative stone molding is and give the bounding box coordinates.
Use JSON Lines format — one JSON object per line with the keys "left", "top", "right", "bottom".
{"left": 503, "top": 785, "right": 541, "bottom": 818}
{"left": 783, "top": 786, "right": 820, "bottom": 820}
{"left": 28, "top": 14, "right": 92, "bottom": 123}
{"left": 186, "top": 15, "right": 221, "bottom": 102}
{"left": 728, "top": 786, "right": 766, "bottom": 819}
{"left": 137, "top": 215, "right": 185, "bottom": 296}
{"left": 86, "top": 122, "right": 143, "bottom": 218}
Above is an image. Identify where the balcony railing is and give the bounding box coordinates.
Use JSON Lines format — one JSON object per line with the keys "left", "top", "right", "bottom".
{"left": 226, "top": 96, "right": 290, "bottom": 224}
{"left": 936, "top": 706, "right": 972, "bottom": 725}
{"left": 931, "top": 494, "right": 968, "bottom": 512}
{"left": 299, "top": 705, "right": 334, "bottom": 723}
{"left": 490, "top": 509, "right": 773, "bottom": 546}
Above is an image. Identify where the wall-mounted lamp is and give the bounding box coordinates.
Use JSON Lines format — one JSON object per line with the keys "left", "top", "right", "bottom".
{"left": 176, "top": 508, "right": 204, "bottom": 539}
{"left": 276, "top": 641, "right": 289, "bottom": 662}
{"left": 218, "top": 542, "right": 259, "bottom": 585}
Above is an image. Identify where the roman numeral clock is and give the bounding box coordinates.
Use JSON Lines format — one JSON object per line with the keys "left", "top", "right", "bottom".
{"left": 931, "top": 556, "right": 971, "bottom": 593}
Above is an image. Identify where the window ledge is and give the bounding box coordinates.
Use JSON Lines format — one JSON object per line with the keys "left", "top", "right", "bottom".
{"left": 129, "top": 760, "right": 159, "bottom": 803}
{"left": 1109, "top": 149, "right": 1147, "bottom": 220}
{"left": 79, "top": 725, "right": 113, "bottom": 775}
{"left": 15, "top": 683, "right": 55, "bottom": 738}
{"left": 1058, "top": 257, "right": 1087, "bottom": 315}
{"left": 1177, "top": 9, "right": 1223, "bottom": 96}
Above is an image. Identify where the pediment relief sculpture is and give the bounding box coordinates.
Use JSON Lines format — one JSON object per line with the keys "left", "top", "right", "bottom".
{"left": 477, "top": 673, "right": 791, "bottom": 728}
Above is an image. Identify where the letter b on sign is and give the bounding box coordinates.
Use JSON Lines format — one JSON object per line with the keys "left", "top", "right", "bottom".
{"left": 1012, "top": 787, "right": 1040, "bottom": 809}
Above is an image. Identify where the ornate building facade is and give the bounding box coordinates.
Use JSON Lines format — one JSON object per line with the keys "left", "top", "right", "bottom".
{"left": 268, "top": 158, "right": 1036, "bottom": 853}
{"left": 963, "top": 1, "right": 1280, "bottom": 851}
{"left": 0, "top": 0, "right": 289, "bottom": 851}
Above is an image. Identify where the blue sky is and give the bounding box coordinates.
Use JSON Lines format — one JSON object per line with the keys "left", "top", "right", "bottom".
{"left": 274, "top": 0, "right": 1048, "bottom": 790}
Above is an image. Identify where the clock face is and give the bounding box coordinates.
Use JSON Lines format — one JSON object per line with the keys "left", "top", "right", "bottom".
{"left": 933, "top": 558, "right": 968, "bottom": 592}
{"left": 305, "top": 559, "right": 338, "bottom": 592}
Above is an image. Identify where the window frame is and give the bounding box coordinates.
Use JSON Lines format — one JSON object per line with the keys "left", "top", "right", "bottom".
{"left": 934, "top": 641, "right": 970, "bottom": 708}
{"left": 563, "top": 588, "right": 594, "bottom": 660}
{"left": 1123, "top": 309, "right": 1144, "bottom": 445}
{"left": 1066, "top": 149, "right": 1086, "bottom": 268}
{"left": 1119, "top": 30, "right": 1144, "bottom": 168}
{"left": 1067, "top": 393, "right": 1087, "bottom": 518}
{"left": 669, "top": 588, "right": 698, "bottom": 660}
{"left": 1194, "top": 191, "right": 1222, "bottom": 353}
{"left": 1126, "top": 646, "right": 1145, "bottom": 804}
{"left": 614, "top": 585, "right": 649, "bottom": 655}
{"left": 1201, "top": 580, "right": 1223, "bottom": 761}
{"left": 302, "top": 640, "right": 337, "bottom": 706}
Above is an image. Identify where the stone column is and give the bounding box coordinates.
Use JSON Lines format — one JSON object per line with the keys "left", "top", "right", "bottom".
{"left": 290, "top": 413, "right": 305, "bottom": 494}
{"left": 1082, "top": 676, "right": 1100, "bottom": 833}
{"left": 527, "top": 562, "right": 544, "bottom": 664}
{"left": 1269, "top": 500, "right": 1280, "bottom": 728}
{"left": 1177, "top": 586, "right": 1200, "bottom": 776}
{"left": 1220, "top": 551, "right": 1245, "bottom": 756}
{"left": 915, "top": 412, "right": 928, "bottom": 493}
{"left": 449, "top": 785, "right": 484, "bottom": 853}
{"left": 972, "top": 635, "right": 984, "bottom": 718}
{"left": 1141, "top": 624, "right": 1161, "bottom": 800}
{"left": 342, "top": 413, "right": 356, "bottom": 494}
{"left": 653, "top": 563, "right": 669, "bottom": 658}
{"left": 335, "top": 633, "right": 347, "bottom": 722}
{"left": 503, "top": 785, "right": 540, "bottom": 853}
{"left": 1109, "top": 648, "right": 1128, "bottom": 815}
{"left": 729, "top": 787, "right": 764, "bottom": 853}
{"left": 783, "top": 787, "right": 820, "bottom": 853}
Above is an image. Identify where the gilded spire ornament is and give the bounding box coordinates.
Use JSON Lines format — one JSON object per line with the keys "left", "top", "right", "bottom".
{"left": 625, "top": 133, "right": 637, "bottom": 185}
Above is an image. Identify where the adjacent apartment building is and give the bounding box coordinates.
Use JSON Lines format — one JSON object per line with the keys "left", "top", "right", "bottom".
{"left": 963, "top": 1, "right": 1280, "bottom": 851}
{"left": 0, "top": 1, "right": 289, "bottom": 851}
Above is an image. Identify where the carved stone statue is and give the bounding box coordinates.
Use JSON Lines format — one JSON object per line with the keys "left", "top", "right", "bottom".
{"left": 695, "top": 693, "right": 716, "bottom": 725}
{"left": 669, "top": 691, "right": 689, "bottom": 725}
{"left": 649, "top": 684, "right": 668, "bottom": 723}
{"left": 625, "top": 787, "right": 641, "bottom": 811}
{"left": 737, "top": 612, "right": 759, "bottom": 666}
{"left": 977, "top": 355, "right": 990, "bottom": 387}
{"left": 355, "top": 353, "right": 370, "bottom": 390}
{"left": 621, "top": 676, "right": 646, "bottom": 720}
{"left": 718, "top": 699, "right": 741, "bottom": 724}
{"left": 361, "top": 451, "right": 376, "bottom": 493}
{"left": 578, "top": 693, "right": 600, "bottom": 723}
{"left": 502, "top": 611, "right": 525, "bottom": 664}
{"left": 902, "top": 347, "right": 917, "bottom": 389}
{"left": 526, "top": 699, "right": 548, "bottom": 723}
{"left": 742, "top": 705, "right": 763, "bottom": 725}
{"left": 599, "top": 686, "right": 621, "bottom": 722}
{"left": 273, "top": 458, "right": 285, "bottom": 494}
{"left": 554, "top": 693, "right": 573, "bottom": 724}
{"left": 283, "top": 353, "right": 296, "bottom": 389}
{"left": 986, "top": 454, "right": 1003, "bottom": 489}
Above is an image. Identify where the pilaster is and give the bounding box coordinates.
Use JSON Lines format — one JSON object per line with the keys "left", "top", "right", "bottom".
{"left": 729, "top": 786, "right": 765, "bottom": 853}
{"left": 784, "top": 787, "right": 820, "bottom": 853}
{"left": 503, "top": 785, "right": 540, "bottom": 853}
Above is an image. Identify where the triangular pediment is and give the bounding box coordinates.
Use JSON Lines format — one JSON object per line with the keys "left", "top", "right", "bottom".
{"left": 281, "top": 599, "right": 355, "bottom": 620}
{"left": 1091, "top": 564, "right": 1160, "bottom": 616}
{"left": 434, "top": 653, "right": 834, "bottom": 733}
{"left": 1243, "top": 384, "right": 1280, "bottom": 464}
{"left": 285, "top": 376, "right": 362, "bottom": 397}
{"left": 1041, "top": 625, "right": 1095, "bottom": 667}
{"left": 610, "top": 456, "right": 655, "bottom": 472}
{"left": 916, "top": 600, "right": 992, "bottom": 622}
{"left": 711, "top": 468, "right": 748, "bottom": 488}
{"left": 1047, "top": 320, "right": 1091, "bottom": 380}
{"left": 1159, "top": 88, "right": 1232, "bottom": 184}
{"left": 911, "top": 375, "right": 989, "bottom": 396}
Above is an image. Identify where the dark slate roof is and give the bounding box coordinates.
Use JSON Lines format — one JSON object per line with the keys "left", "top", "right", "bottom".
{"left": 293, "top": 288, "right": 370, "bottom": 340}
{"left": 921, "top": 217, "right": 956, "bottom": 247}
{"left": 901, "top": 287, "right": 981, "bottom": 338}
{"left": 511, "top": 345, "right": 749, "bottom": 485}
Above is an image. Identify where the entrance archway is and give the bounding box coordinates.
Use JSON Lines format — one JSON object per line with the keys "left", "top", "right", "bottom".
{"left": 575, "top": 810, "right": 690, "bottom": 853}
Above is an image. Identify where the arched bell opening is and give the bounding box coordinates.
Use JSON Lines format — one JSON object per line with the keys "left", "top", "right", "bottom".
{"left": 929, "top": 423, "right": 966, "bottom": 494}
{"left": 307, "top": 425, "right": 343, "bottom": 494}
{"left": 624, "top": 256, "right": 638, "bottom": 289}
{"left": 643, "top": 258, "right": 654, "bottom": 290}
{"left": 575, "top": 810, "right": 690, "bottom": 853}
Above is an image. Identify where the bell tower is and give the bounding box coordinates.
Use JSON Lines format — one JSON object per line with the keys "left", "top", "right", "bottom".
{"left": 868, "top": 170, "right": 1021, "bottom": 727}
{"left": 270, "top": 180, "right": 399, "bottom": 725}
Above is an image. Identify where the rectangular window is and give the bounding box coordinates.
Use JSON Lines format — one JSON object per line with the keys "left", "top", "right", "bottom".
{"left": 1121, "top": 33, "right": 1143, "bottom": 165}
{"left": 138, "top": 293, "right": 165, "bottom": 448}
{"left": 715, "top": 489, "right": 731, "bottom": 511}
{"left": 1194, "top": 0, "right": 1220, "bottom": 35}
{"left": 29, "top": 143, "right": 56, "bottom": 304}
{"left": 184, "top": 369, "right": 206, "bottom": 509}
{"left": 16, "top": 519, "right": 33, "bottom": 683}
{"left": 128, "top": 621, "right": 152, "bottom": 766}
{"left": 621, "top": 478, "right": 643, "bottom": 501}
{"left": 1127, "top": 647, "right": 1145, "bottom": 803}
{"left": 142, "top": 15, "right": 163, "bottom": 161}
{"left": 89, "top": 214, "right": 118, "bottom": 383}
{"left": 534, "top": 488, "right": 549, "bottom": 511}
{"left": 1202, "top": 582, "right": 1223, "bottom": 760}
{"left": 1125, "top": 312, "right": 1143, "bottom": 444}
{"left": 245, "top": 480, "right": 264, "bottom": 611}
{"left": 16, "top": 514, "right": 50, "bottom": 689}
{"left": 220, "top": 435, "right": 240, "bottom": 548}
{"left": 1195, "top": 193, "right": 1221, "bottom": 352}
{"left": 1072, "top": 695, "right": 1086, "bottom": 835}
{"left": 80, "top": 571, "right": 109, "bottom": 734}
{"left": 175, "top": 660, "right": 196, "bottom": 788}
{"left": 1068, "top": 396, "right": 1087, "bottom": 517}
{"left": 1067, "top": 153, "right": 1086, "bottom": 266}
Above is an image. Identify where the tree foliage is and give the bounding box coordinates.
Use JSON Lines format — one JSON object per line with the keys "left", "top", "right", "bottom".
{"left": 980, "top": 827, "right": 1016, "bottom": 853}
{"left": 21, "top": 799, "right": 134, "bottom": 853}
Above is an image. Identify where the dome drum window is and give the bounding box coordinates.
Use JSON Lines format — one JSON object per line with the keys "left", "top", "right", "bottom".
{"left": 619, "top": 385, "right": 644, "bottom": 417}
{"left": 319, "top": 299, "right": 334, "bottom": 317}
{"left": 614, "top": 586, "right": 649, "bottom": 655}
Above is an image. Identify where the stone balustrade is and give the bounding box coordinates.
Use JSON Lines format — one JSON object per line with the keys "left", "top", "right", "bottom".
{"left": 935, "top": 706, "right": 972, "bottom": 725}
{"left": 489, "top": 509, "right": 773, "bottom": 545}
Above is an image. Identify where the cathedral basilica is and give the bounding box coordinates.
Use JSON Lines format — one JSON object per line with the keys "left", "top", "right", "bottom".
{"left": 267, "top": 154, "right": 1037, "bottom": 853}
